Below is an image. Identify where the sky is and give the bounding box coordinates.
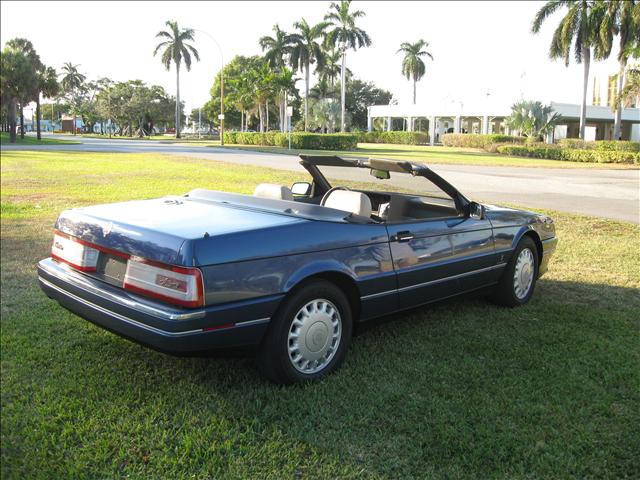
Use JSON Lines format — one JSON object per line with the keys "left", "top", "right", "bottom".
{"left": 0, "top": 0, "right": 623, "bottom": 114}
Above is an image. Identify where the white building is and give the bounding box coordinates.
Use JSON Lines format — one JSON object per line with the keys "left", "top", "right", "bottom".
{"left": 366, "top": 102, "right": 640, "bottom": 144}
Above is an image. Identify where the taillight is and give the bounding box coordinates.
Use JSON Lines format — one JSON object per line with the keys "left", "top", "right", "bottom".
{"left": 123, "top": 258, "right": 204, "bottom": 308}
{"left": 51, "top": 232, "right": 99, "bottom": 272}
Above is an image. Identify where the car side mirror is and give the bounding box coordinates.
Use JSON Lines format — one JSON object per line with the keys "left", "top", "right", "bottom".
{"left": 468, "top": 201, "right": 485, "bottom": 220}
{"left": 291, "top": 182, "right": 311, "bottom": 196}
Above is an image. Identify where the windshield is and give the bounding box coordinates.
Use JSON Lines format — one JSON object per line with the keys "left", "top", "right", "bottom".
{"left": 317, "top": 165, "right": 452, "bottom": 201}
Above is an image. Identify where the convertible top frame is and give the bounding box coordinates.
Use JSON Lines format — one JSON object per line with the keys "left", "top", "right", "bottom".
{"left": 299, "top": 155, "right": 471, "bottom": 213}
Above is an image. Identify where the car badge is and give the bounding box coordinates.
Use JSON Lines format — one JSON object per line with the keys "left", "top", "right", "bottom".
{"left": 103, "top": 222, "right": 114, "bottom": 236}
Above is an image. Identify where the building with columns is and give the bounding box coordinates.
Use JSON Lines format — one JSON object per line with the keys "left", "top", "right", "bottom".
{"left": 366, "top": 102, "right": 640, "bottom": 144}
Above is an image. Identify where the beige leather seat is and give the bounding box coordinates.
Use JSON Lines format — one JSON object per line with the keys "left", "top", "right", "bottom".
{"left": 253, "top": 183, "right": 294, "bottom": 201}
{"left": 323, "top": 190, "right": 372, "bottom": 217}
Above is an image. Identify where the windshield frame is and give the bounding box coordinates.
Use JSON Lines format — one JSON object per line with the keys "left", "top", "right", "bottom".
{"left": 298, "top": 155, "right": 470, "bottom": 213}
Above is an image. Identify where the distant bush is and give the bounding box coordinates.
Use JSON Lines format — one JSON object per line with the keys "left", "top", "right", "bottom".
{"left": 224, "top": 131, "right": 358, "bottom": 150}
{"left": 442, "top": 133, "right": 526, "bottom": 149}
{"left": 557, "top": 139, "right": 640, "bottom": 152}
{"left": 357, "top": 131, "right": 429, "bottom": 145}
{"left": 497, "top": 144, "right": 639, "bottom": 164}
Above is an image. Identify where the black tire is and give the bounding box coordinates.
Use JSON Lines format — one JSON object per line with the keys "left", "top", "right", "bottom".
{"left": 491, "top": 236, "right": 539, "bottom": 307}
{"left": 257, "top": 280, "right": 353, "bottom": 385}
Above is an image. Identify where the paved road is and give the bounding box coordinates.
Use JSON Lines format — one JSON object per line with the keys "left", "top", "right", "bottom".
{"left": 3, "top": 135, "right": 639, "bottom": 223}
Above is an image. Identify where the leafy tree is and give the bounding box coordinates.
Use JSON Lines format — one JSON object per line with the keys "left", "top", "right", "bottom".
{"left": 505, "top": 100, "right": 562, "bottom": 140}
{"left": 60, "top": 62, "right": 86, "bottom": 135}
{"left": 309, "top": 77, "right": 336, "bottom": 101}
{"left": 325, "top": 0, "right": 372, "bottom": 132}
{"left": 597, "top": 0, "right": 639, "bottom": 139}
{"left": 309, "top": 98, "right": 340, "bottom": 133}
{"left": 154, "top": 20, "right": 199, "bottom": 138}
{"left": 532, "top": 0, "right": 606, "bottom": 139}
{"left": 345, "top": 78, "right": 393, "bottom": 130}
{"left": 397, "top": 39, "right": 433, "bottom": 104}
{"left": 0, "top": 46, "right": 36, "bottom": 142}
{"left": 289, "top": 18, "right": 329, "bottom": 131}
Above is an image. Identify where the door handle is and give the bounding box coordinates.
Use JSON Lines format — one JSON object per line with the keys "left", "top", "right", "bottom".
{"left": 394, "top": 231, "right": 414, "bottom": 242}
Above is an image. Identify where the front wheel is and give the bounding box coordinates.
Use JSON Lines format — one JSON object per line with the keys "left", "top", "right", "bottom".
{"left": 491, "top": 236, "right": 539, "bottom": 307}
{"left": 257, "top": 280, "right": 353, "bottom": 384}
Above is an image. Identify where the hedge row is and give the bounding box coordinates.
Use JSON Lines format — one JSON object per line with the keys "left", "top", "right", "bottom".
{"left": 223, "top": 132, "right": 358, "bottom": 150}
{"left": 497, "top": 144, "right": 640, "bottom": 164}
{"left": 557, "top": 139, "right": 640, "bottom": 152}
{"left": 357, "top": 131, "right": 429, "bottom": 145}
{"left": 442, "top": 133, "right": 526, "bottom": 148}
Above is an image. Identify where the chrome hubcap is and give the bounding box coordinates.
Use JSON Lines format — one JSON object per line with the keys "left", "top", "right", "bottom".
{"left": 287, "top": 299, "right": 341, "bottom": 374}
{"left": 513, "top": 248, "right": 535, "bottom": 299}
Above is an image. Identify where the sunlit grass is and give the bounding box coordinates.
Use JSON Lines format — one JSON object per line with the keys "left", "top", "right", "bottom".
{"left": 2, "top": 150, "right": 638, "bottom": 479}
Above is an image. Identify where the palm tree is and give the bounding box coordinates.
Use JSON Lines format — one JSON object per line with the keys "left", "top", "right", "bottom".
{"left": 153, "top": 20, "right": 199, "bottom": 138}
{"left": 36, "top": 66, "right": 59, "bottom": 139}
{"left": 60, "top": 62, "right": 86, "bottom": 135}
{"left": 397, "top": 40, "right": 433, "bottom": 105}
{"left": 259, "top": 24, "right": 291, "bottom": 70}
{"left": 289, "top": 18, "right": 329, "bottom": 131}
{"left": 532, "top": 1, "right": 605, "bottom": 140}
{"left": 597, "top": 0, "right": 639, "bottom": 140}
{"left": 273, "top": 67, "right": 299, "bottom": 131}
{"left": 505, "top": 100, "right": 562, "bottom": 141}
{"left": 260, "top": 24, "right": 293, "bottom": 131}
{"left": 325, "top": 0, "right": 372, "bottom": 132}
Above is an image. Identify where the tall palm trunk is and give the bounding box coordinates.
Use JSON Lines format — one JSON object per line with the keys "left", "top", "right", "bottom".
{"left": 266, "top": 99, "right": 270, "bottom": 131}
{"left": 175, "top": 64, "right": 181, "bottom": 139}
{"left": 412, "top": 77, "right": 417, "bottom": 105}
{"left": 579, "top": 47, "right": 590, "bottom": 140}
{"left": 304, "top": 62, "right": 310, "bottom": 132}
{"left": 36, "top": 95, "right": 41, "bottom": 140}
{"left": 241, "top": 111, "right": 244, "bottom": 132}
{"left": 613, "top": 59, "right": 625, "bottom": 140}
{"left": 340, "top": 49, "right": 346, "bottom": 132}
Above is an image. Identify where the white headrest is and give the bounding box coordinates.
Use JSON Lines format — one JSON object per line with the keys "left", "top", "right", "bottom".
{"left": 324, "top": 190, "right": 372, "bottom": 217}
{"left": 253, "top": 183, "right": 294, "bottom": 201}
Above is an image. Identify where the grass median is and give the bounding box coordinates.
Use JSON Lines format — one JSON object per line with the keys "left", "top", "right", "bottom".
{"left": 2, "top": 150, "right": 639, "bottom": 479}
{"left": 0, "top": 132, "right": 80, "bottom": 145}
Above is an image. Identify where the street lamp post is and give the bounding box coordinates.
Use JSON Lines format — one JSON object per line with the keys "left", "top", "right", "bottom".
{"left": 194, "top": 28, "right": 225, "bottom": 145}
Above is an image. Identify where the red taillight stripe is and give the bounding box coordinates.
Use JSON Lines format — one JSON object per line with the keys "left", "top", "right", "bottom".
{"left": 123, "top": 280, "right": 204, "bottom": 309}
{"left": 203, "top": 323, "right": 235, "bottom": 332}
{"left": 51, "top": 253, "right": 97, "bottom": 272}
{"left": 54, "top": 230, "right": 130, "bottom": 259}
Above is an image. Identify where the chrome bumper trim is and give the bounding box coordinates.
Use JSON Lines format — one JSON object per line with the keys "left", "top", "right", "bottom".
{"left": 38, "top": 258, "right": 205, "bottom": 321}
{"left": 40, "top": 277, "right": 204, "bottom": 337}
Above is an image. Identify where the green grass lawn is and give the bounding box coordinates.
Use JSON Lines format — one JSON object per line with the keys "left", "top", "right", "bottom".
{"left": 220, "top": 142, "right": 639, "bottom": 169}
{"left": 2, "top": 150, "right": 639, "bottom": 479}
{"left": 0, "top": 132, "right": 80, "bottom": 145}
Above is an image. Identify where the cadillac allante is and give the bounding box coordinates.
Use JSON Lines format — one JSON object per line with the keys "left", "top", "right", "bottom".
{"left": 38, "top": 156, "right": 557, "bottom": 384}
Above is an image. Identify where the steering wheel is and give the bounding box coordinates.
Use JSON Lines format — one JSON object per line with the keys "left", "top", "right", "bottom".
{"left": 320, "top": 186, "right": 351, "bottom": 206}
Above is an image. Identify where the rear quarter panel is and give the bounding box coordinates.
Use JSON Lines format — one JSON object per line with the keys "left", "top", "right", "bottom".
{"left": 196, "top": 221, "right": 397, "bottom": 319}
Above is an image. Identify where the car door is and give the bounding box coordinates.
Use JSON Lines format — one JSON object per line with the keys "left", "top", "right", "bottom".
{"left": 386, "top": 214, "right": 495, "bottom": 309}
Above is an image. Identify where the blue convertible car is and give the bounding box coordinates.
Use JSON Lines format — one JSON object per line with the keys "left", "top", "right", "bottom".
{"left": 38, "top": 155, "right": 557, "bottom": 384}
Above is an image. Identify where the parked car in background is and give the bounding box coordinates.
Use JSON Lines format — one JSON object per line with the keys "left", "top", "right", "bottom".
{"left": 38, "top": 155, "right": 557, "bottom": 384}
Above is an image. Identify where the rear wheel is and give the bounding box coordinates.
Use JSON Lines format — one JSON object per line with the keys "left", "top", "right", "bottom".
{"left": 257, "top": 280, "right": 352, "bottom": 384}
{"left": 491, "top": 236, "right": 539, "bottom": 307}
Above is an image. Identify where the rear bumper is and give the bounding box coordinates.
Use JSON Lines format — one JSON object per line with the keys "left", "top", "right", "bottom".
{"left": 539, "top": 236, "right": 558, "bottom": 276}
{"left": 37, "top": 258, "right": 275, "bottom": 354}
